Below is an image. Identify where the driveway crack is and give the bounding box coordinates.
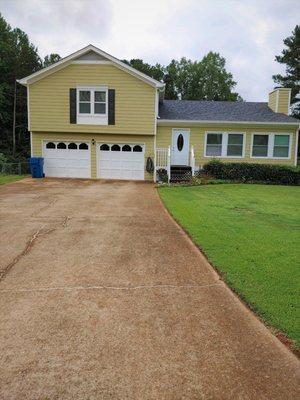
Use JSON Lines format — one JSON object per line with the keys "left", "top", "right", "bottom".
{"left": 0, "top": 215, "right": 69, "bottom": 282}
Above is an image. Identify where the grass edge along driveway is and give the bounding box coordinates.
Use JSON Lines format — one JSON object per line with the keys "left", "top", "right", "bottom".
{"left": 158, "top": 184, "right": 300, "bottom": 349}
{"left": 0, "top": 174, "right": 28, "bottom": 185}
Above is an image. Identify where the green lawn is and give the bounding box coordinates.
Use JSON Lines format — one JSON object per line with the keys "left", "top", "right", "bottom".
{"left": 0, "top": 174, "right": 28, "bottom": 185}
{"left": 159, "top": 184, "right": 300, "bottom": 348}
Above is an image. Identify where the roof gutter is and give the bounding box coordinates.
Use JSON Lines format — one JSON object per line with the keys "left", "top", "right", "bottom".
{"left": 157, "top": 119, "right": 300, "bottom": 126}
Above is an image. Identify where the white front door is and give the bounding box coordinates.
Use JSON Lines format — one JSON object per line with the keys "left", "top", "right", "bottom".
{"left": 98, "top": 143, "right": 145, "bottom": 180}
{"left": 171, "top": 130, "right": 190, "bottom": 165}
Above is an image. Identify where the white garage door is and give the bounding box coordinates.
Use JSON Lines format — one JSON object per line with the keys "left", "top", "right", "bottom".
{"left": 98, "top": 143, "right": 145, "bottom": 180}
{"left": 43, "top": 141, "right": 91, "bottom": 178}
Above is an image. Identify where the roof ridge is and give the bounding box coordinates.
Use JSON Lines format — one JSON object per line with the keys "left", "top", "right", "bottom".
{"left": 162, "top": 99, "right": 268, "bottom": 104}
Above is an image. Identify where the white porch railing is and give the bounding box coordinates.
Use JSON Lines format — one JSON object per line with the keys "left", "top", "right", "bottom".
{"left": 155, "top": 145, "right": 195, "bottom": 181}
{"left": 155, "top": 147, "right": 171, "bottom": 182}
{"left": 156, "top": 148, "right": 168, "bottom": 169}
{"left": 190, "top": 146, "right": 195, "bottom": 176}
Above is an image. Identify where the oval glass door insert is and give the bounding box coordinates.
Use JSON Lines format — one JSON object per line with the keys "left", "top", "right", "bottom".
{"left": 177, "top": 134, "right": 184, "bottom": 151}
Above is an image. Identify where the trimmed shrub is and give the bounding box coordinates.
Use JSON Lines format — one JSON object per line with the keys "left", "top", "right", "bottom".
{"left": 202, "top": 160, "right": 300, "bottom": 185}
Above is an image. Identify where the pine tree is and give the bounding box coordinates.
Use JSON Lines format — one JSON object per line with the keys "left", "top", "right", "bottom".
{"left": 273, "top": 25, "right": 300, "bottom": 118}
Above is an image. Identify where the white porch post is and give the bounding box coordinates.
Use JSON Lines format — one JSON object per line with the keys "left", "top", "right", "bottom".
{"left": 167, "top": 146, "right": 171, "bottom": 183}
{"left": 190, "top": 146, "right": 195, "bottom": 176}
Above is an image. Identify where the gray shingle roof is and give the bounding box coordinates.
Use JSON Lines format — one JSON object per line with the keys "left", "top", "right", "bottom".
{"left": 159, "top": 100, "right": 300, "bottom": 124}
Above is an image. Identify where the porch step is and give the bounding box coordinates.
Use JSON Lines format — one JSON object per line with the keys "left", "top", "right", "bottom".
{"left": 170, "top": 165, "right": 192, "bottom": 182}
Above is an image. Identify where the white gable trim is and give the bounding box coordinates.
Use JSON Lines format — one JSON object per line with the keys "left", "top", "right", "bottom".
{"left": 17, "top": 44, "right": 165, "bottom": 89}
{"left": 72, "top": 60, "right": 112, "bottom": 65}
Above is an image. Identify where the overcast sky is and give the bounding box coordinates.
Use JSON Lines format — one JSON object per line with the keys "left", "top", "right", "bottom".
{"left": 1, "top": 0, "right": 299, "bottom": 101}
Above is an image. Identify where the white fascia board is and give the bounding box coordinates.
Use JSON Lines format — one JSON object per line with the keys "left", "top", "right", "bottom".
{"left": 157, "top": 119, "right": 300, "bottom": 126}
{"left": 17, "top": 44, "right": 165, "bottom": 89}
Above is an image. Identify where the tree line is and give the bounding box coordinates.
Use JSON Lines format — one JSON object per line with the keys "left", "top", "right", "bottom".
{"left": 0, "top": 14, "right": 61, "bottom": 162}
{"left": 0, "top": 11, "right": 298, "bottom": 162}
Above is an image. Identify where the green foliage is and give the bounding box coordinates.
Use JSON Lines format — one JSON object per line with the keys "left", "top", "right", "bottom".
{"left": 159, "top": 184, "right": 300, "bottom": 348}
{"left": 43, "top": 53, "right": 61, "bottom": 67}
{"left": 0, "top": 14, "right": 61, "bottom": 161}
{"left": 166, "top": 53, "right": 242, "bottom": 101}
{"left": 203, "top": 160, "right": 300, "bottom": 185}
{"left": 0, "top": 152, "right": 8, "bottom": 163}
{"left": 122, "top": 59, "right": 164, "bottom": 82}
{"left": 123, "top": 52, "right": 242, "bottom": 101}
{"left": 273, "top": 25, "right": 300, "bottom": 119}
{"left": 0, "top": 13, "right": 42, "bottom": 160}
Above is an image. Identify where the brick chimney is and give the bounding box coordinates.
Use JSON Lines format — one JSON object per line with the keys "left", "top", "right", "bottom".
{"left": 268, "top": 87, "right": 291, "bottom": 115}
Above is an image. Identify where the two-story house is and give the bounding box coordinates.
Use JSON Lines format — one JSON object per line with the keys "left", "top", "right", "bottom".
{"left": 18, "top": 45, "right": 299, "bottom": 181}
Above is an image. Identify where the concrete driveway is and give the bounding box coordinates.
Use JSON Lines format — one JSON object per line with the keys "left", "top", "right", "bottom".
{"left": 0, "top": 178, "right": 299, "bottom": 399}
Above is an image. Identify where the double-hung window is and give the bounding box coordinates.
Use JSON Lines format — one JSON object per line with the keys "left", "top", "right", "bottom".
{"left": 252, "top": 135, "right": 269, "bottom": 157}
{"left": 251, "top": 133, "right": 291, "bottom": 159}
{"left": 206, "top": 133, "right": 222, "bottom": 156}
{"left": 79, "top": 90, "right": 91, "bottom": 114}
{"left": 77, "top": 86, "right": 108, "bottom": 125}
{"left": 273, "top": 135, "right": 290, "bottom": 158}
{"left": 205, "top": 132, "right": 245, "bottom": 158}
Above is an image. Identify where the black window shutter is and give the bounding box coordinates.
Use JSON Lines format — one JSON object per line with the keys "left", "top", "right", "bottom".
{"left": 70, "top": 88, "right": 76, "bottom": 124}
{"left": 108, "top": 89, "right": 115, "bottom": 125}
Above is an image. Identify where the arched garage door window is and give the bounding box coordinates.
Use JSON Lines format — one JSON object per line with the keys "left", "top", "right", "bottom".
{"left": 133, "top": 145, "right": 143, "bottom": 152}
{"left": 111, "top": 144, "right": 121, "bottom": 151}
{"left": 122, "top": 145, "right": 131, "bottom": 152}
{"left": 46, "top": 142, "right": 56, "bottom": 149}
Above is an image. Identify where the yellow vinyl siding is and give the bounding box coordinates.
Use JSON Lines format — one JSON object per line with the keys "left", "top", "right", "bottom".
{"left": 268, "top": 91, "right": 277, "bottom": 113}
{"left": 277, "top": 90, "right": 290, "bottom": 115}
{"left": 157, "top": 124, "right": 298, "bottom": 166}
{"left": 29, "top": 64, "right": 156, "bottom": 135}
{"left": 268, "top": 88, "right": 291, "bottom": 115}
{"left": 32, "top": 132, "right": 154, "bottom": 180}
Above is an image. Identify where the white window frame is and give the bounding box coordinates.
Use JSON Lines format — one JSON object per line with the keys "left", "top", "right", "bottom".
{"left": 204, "top": 132, "right": 246, "bottom": 158}
{"left": 76, "top": 86, "right": 108, "bottom": 125}
{"left": 251, "top": 133, "right": 292, "bottom": 160}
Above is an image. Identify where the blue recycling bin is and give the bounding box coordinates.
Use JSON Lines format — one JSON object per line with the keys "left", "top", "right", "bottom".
{"left": 29, "top": 157, "right": 44, "bottom": 178}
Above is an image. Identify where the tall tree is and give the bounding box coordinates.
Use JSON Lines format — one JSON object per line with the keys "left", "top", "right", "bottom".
{"left": 122, "top": 59, "right": 164, "bottom": 82}
{"left": 43, "top": 53, "right": 61, "bottom": 67}
{"left": 163, "top": 60, "right": 178, "bottom": 99}
{"left": 0, "top": 13, "right": 41, "bottom": 160}
{"left": 166, "top": 53, "right": 241, "bottom": 101}
{"left": 273, "top": 25, "right": 300, "bottom": 118}
{"left": 123, "top": 53, "right": 241, "bottom": 101}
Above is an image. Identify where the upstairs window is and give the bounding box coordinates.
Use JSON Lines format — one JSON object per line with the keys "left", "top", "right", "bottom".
{"left": 77, "top": 87, "right": 108, "bottom": 125}
{"left": 94, "top": 91, "right": 106, "bottom": 114}
{"left": 78, "top": 89, "right": 107, "bottom": 115}
{"left": 79, "top": 91, "right": 91, "bottom": 114}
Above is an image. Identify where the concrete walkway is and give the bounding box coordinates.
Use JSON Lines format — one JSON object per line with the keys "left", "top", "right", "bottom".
{"left": 0, "top": 178, "right": 299, "bottom": 399}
